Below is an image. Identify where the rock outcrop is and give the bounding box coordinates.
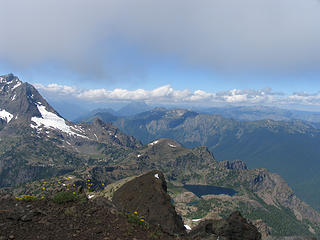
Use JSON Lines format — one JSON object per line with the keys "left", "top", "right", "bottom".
{"left": 220, "top": 159, "right": 248, "bottom": 170}
{"left": 112, "top": 170, "right": 186, "bottom": 235}
{"left": 189, "top": 211, "right": 262, "bottom": 240}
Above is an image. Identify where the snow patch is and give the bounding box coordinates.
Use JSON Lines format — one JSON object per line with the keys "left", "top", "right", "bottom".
{"left": 0, "top": 109, "right": 13, "bottom": 123}
{"left": 137, "top": 154, "right": 142, "bottom": 158}
{"left": 184, "top": 225, "right": 191, "bottom": 230}
{"left": 192, "top": 219, "right": 201, "bottom": 222}
{"left": 11, "top": 94, "right": 16, "bottom": 101}
{"left": 148, "top": 140, "right": 159, "bottom": 146}
{"left": 12, "top": 82, "right": 21, "bottom": 90}
{"left": 31, "top": 104, "right": 88, "bottom": 138}
{"left": 88, "top": 194, "right": 95, "bottom": 199}
{"left": 168, "top": 143, "right": 176, "bottom": 148}
{"left": 94, "top": 133, "right": 98, "bottom": 140}
{"left": 71, "top": 125, "right": 85, "bottom": 133}
{"left": 154, "top": 174, "right": 159, "bottom": 179}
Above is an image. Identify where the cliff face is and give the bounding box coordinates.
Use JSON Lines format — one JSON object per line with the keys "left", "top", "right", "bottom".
{"left": 250, "top": 170, "right": 320, "bottom": 223}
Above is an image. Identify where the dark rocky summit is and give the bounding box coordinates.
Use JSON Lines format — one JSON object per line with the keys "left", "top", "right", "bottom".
{"left": 112, "top": 170, "right": 186, "bottom": 235}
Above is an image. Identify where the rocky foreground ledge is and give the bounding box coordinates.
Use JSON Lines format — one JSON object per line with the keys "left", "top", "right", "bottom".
{"left": 1, "top": 170, "right": 310, "bottom": 240}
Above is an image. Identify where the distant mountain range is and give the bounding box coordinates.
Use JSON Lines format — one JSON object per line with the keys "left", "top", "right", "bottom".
{"left": 73, "top": 101, "right": 152, "bottom": 122}
{"left": 1, "top": 73, "right": 320, "bottom": 238}
{"left": 200, "top": 105, "right": 320, "bottom": 128}
{"left": 80, "top": 108, "right": 320, "bottom": 211}
{"left": 72, "top": 102, "right": 320, "bottom": 127}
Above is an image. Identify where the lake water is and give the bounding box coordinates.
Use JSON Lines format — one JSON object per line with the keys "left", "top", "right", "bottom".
{"left": 184, "top": 184, "right": 237, "bottom": 197}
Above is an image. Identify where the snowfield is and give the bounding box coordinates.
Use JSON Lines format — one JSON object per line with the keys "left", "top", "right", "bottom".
{"left": 31, "top": 104, "right": 88, "bottom": 138}
{"left": 0, "top": 109, "right": 13, "bottom": 123}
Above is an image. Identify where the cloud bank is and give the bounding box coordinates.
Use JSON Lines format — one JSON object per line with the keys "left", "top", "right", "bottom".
{"left": 35, "top": 83, "right": 320, "bottom": 108}
{"left": 1, "top": 0, "right": 320, "bottom": 79}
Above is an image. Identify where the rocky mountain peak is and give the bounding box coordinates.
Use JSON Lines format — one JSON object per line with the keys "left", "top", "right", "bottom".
{"left": 0, "top": 73, "right": 20, "bottom": 83}
{"left": 92, "top": 117, "right": 105, "bottom": 127}
{"left": 0, "top": 74, "right": 63, "bottom": 132}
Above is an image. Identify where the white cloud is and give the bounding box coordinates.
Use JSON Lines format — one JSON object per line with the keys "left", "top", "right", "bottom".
{"left": 288, "top": 92, "right": 320, "bottom": 105}
{"left": 34, "top": 83, "right": 79, "bottom": 95}
{"left": 35, "top": 83, "right": 320, "bottom": 107}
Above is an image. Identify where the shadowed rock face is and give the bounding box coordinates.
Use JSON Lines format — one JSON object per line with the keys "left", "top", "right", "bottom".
{"left": 189, "top": 211, "right": 261, "bottom": 240}
{"left": 112, "top": 170, "right": 186, "bottom": 235}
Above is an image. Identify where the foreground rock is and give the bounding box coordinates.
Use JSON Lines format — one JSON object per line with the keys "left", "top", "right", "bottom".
{"left": 0, "top": 196, "right": 178, "bottom": 240}
{"left": 112, "top": 170, "right": 186, "bottom": 235}
{"left": 189, "top": 211, "right": 261, "bottom": 240}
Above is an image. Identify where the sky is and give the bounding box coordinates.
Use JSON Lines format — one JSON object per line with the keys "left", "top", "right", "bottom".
{"left": 0, "top": 0, "right": 320, "bottom": 111}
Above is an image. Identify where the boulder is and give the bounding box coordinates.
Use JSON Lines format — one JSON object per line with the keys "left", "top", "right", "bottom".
{"left": 112, "top": 170, "right": 186, "bottom": 235}
{"left": 189, "top": 211, "right": 261, "bottom": 240}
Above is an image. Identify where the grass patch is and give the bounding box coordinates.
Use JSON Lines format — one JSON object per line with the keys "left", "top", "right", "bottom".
{"left": 52, "top": 191, "right": 82, "bottom": 204}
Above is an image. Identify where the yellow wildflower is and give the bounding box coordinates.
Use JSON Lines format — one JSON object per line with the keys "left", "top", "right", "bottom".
{"left": 134, "top": 211, "right": 138, "bottom": 215}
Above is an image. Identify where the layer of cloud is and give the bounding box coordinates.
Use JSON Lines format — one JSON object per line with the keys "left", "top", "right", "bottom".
{"left": 1, "top": 0, "right": 320, "bottom": 79}
{"left": 35, "top": 83, "right": 320, "bottom": 107}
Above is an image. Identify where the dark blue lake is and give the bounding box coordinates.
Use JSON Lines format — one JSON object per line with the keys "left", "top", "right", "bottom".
{"left": 184, "top": 185, "right": 237, "bottom": 197}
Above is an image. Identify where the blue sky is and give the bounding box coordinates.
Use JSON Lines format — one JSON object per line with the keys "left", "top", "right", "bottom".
{"left": 0, "top": 0, "right": 320, "bottom": 111}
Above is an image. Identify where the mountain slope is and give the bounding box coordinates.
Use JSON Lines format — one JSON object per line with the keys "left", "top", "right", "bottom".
{"left": 81, "top": 108, "right": 320, "bottom": 210}
{"left": 0, "top": 74, "right": 141, "bottom": 187}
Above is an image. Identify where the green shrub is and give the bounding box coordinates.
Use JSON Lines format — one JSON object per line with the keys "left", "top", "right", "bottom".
{"left": 53, "top": 191, "right": 77, "bottom": 204}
